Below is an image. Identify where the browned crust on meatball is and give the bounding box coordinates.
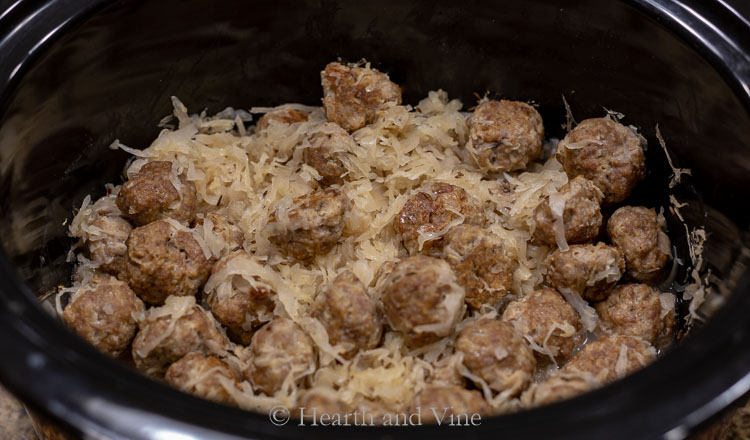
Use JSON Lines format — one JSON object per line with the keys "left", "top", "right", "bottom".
{"left": 86, "top": 216, "right": 132, "bottom": 278}
{"left": 442, "top": 224, "right": 513, "bottom": 309}
{"left": 467, "top": 99, "right": 544, "bottom": 173}
{"left": 256, "top": 109, "right": 310, "bottom": 131}
{"left": 606, "top": 206, "right": 672, "bottom": 282}
{"left": 302, "top": 123, "right": 353, "bottom": 186}
{"left": 545, "top": 243, "right": 626, "bottom": 302}
{"left": 396, "top": 182, "right": 486, "bottom": 255}
{"left": 502, "top": 288, "right": 583, "bottom": 362}
{"left": 556, "top": 118, "right": 646, "bottom": 205}
{"left": 595, "top": 284, "right": 675, "bottom": 346}
{"left": 533, "top": 176, "right": 603, "bottom": 245}
{"left": 116, "top": 161, "right": 197, "bottom": 225}
{"left": 245, "top": 318, "right": 317, "bottom": 395}
{"left": 124, "top": 220, "right": 212, "bottom": 305}
{"left": 380, "top": 256, "right": 465, "bottom": 347}
{"left": 62, "top": 275, "right": 144, "bottom": 357}
{"left": 521, "top": 372, "right": 601, "bottom": 407}
{"left": 268, "top": 189, "right": 349, "bottom": 261}
{"left": 321, "top": 62, "right": 402, "bottom": 132}
{"left": 455, "top": 319, "right": 536, "bottom": 395}
{"left": 406, "top": 385, "right": 489, "bottom": 424}
{"left": 165, "top": 353, "right": 241, "bottom": 405}
{"left": 562, "top": 334, "right": 655, "bottom": 383}
{"left": 311, "top": 270, "right": 383, "bottom": 359}
{"left": 293, "top": 388, "right": 349, "bottom": 421}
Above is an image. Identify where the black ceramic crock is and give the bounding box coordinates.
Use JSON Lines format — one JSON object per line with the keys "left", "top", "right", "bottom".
{"left": 1, "top": 0, "right": 749, "bottom": 439}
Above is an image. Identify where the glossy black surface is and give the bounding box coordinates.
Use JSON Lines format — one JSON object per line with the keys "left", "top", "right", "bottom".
{"left": 0, "top": 0, "right": 749, "bottom": 439}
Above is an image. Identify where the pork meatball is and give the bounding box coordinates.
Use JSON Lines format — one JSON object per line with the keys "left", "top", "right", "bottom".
{"left": 268, "top": 189, "right": 349, "bottom": 261}
{"left": 442, "top": 224, "right": 513, "bottom": 309}
{"left": 595, "top": 284, "right": 675, "bottom": 346}
{"left": 311, "top": 270, "right": 382, "bottom": 358}
{"left": 467, "top": 99, "right": 545, "bottom": 173}
{"left": 396, "top": 182, "right": 486, "bottom": 255}
{"left": 502, "top": 288, "right": 583, "bottom": 363}
{"left": 125, "top": 220, "right": 212, "bottom": 305}
{"left": 521, "top": 372, "right": 600, "bottom": 407}
{"left": 321, "top": 61, "right": 402, "bottom": 132}
{"left": 256, "top": 108, "right": 309, "bottom": 131}
{"left": 244, "top": 318, "right": 316, "bottom": 395}
{"left": 116, "top": 161, "right": 197, "bottom": 225}
{"left": 302, "top": 123, "right": 354, "bottom": 186}
{"left": 607, "top": 206, "right": 672, "bottom": 282}
{"left": 562, "top": 334, "right": 656, "bottom": 383}
{"left": 165, "top": 353, "right": 241, "bottom": 405}
{"left": 62, "top": 275, "right": 144, "bottom": 357}
{"left": 195, "top": 213, "right": 244, "bottom": 258}
{"left": 380, "top": 256, "right": 465, "bottom": 347}
{"left": 294, "top": 388, "right": 349, "bottom": 421}
{"left": 545, "top": 243, "right": 626, "bottom": 302}
{"left": 455, "top": 319, "right": 536, "bottom": 395}
{"left": 131, "top": 297, "right": 227, "bottom": 376}
{"left": 204, "top": 251, "right": 276, "bottom": 345}
{"left": 406, "top": 385, "right": 489, "bottom": 424}
{"left": 533, "top": 176, "right": 603, "bottom": 246}
{"left": 86, "top": 215, "right": 132, "bottom": 277}
{"left": 556, "top": 118, "right": 646, "bottom": 205}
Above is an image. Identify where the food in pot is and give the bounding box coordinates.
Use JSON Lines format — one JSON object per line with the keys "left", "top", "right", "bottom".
{"left": 607, "top": 205, "right": 672, "bottom": 282}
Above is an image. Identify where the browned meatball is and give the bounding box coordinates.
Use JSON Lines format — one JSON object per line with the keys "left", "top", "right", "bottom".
{"left": 311, "top": 270, "right": 382, "bottom": 358}
{"left": 502, "top": 288, "right": 583, "bottom": 363}
{"left": 62, "top": 275, "right": 144, "bottom": 357}
{"left": 545, "top": 243, "right": 626, "bottom": 302}
{"left": 467, "top": 99, "right": 545, "bottom": 173}
{"left": 321, "top": 62, "right": 402, "bottom": 132}
{"left": 396, "top": 183, "right": 486, "bottom": 255}
{"left": 205, "top": 251, "right": 276, "bottom": 345}
{"left": 406, "top": 385, "right": 489, "bottom": 424}
{"left": 86, "top": 216, "right": 132, "bottom": 277}
{"left": 244, "top": 318, "right": 316, "bottom": 395}
{"left": 294, "top": 388, "right": 349, "bottom": 421}
{"left": 195, "top": 213, "right": 244, "bottom": 257}
{"left": 131, "top": 297, "right": 227, "bottom": 376}
{"left": 562, "top": 334, "right": 656, "bottom": 383}
{"left": 533, "top": 176, "right": 603, "bottom": 246}
{"left": 521, "top": 372, "right": 600, "bottom": 407}
{"left": 455, "top": 319, "right": 536, "bottom": 395}
{"left": 607, "top": 206, "right": 672, "bottom": 282}
{"left": 556, "top": 118, "right": 646, "bottom": 205}
{"left": 302, "top": 123, "right": 354, "bottom": 186}
{"left": 442, "top": 224, "right": 513, "bottom": 309}
{"left": 256, "top": 108, "right": 309, "bottom": 131}
{"left": 116, "top": 161, "right": 198, "bottom": 225}
{"left": 124, "top": 220, "right": 212, "bottom": 305}
{"left": 165, "top": 353, "right": 241, "bottom": 405}
{"left": 268, "top": 189, "right": 349, "bottom": 261}
{"left": 595, "top": 284, "right": 675, "bottom": 346}
{"left": 380, "top": 256, "right": 465, "bottom": 347}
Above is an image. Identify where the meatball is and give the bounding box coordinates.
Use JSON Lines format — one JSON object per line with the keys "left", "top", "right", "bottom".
{"left": 502, "top": 288, "right": 583, "bottom": 363}
{"left": 562, "top": 334, "right": 656, "bottom": 383}
{"left": 62, "top": 275, "right": 144, "bottom": 357}
{"left": 321, "top": 61, "right": 402, "bottom": 132}
{"left": 441, "top": 224, "right": 513, "bottom": 309}
{"left": 124, "top": 220, "right": 212, "bottom": 305}
{"left": 244, "top": 318, "right": 317, "bottom": 395}
{"left": 86, "top": 215, "right": 132, "bottom": 277}
{"left": 396, "top": 182, "right": 486, "bottom": 255}
{"left": 165, "top": 353, "right": 241, "bottom": 405}
{"left": 311, "top": 270, "right": 382, "bottom": 358}
{"left": 607, "top": 206, "right": 672, "bottom": 282}
{"left": 455, "top": 319, "right": 536, "bottom": 395}
{"left": 256, "top": 108, "right": 309, "bottom": 131}
{"left": 116, "top": 161, "right": 198, "bottom": 225}
{"left": 406, "top": 385, "right": 489, "bottom": 424}
{"left": 380, "top": 256, "right": 465, "bottom": 347}
{"left": 595, "top": 284, "right": 675, "bottom": 346}
{"left": 294, "top": 388, "right": 349, "bottom": 421}
{"left": 521, "top": 372, "right": 600, "bottom": 408}
{"left": 131, "top": 297, "right": 227, "bottom": 376}
{"left": 268, "top": 189, "right": 349, "bottom": 261}
{"left": 533, "top": 176, "right": 603, "bottom": 246}
{"left": 556, "top": 118, "right": 646, "bottom": 205}
{"left": 427, "top": 356, "right": 466, "bottom": 387}
{"left": 205, "top": 251, "right": 276, "bottom": 345}
{"left": 302, "top": 123, "right": 354, "bottom": 186}
{"left": 545, "top": 243, "right": 625, "bottom": 302}
{"left": 196, "top": 213, "right": 244, "bottom": 257}
{"left": 467, "top": 99, "right": 545, "bottom": 173}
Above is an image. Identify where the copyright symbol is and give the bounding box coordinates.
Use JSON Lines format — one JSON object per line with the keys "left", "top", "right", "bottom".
{"left": 269, "top": 405, "right": 290, "bottom": 426}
